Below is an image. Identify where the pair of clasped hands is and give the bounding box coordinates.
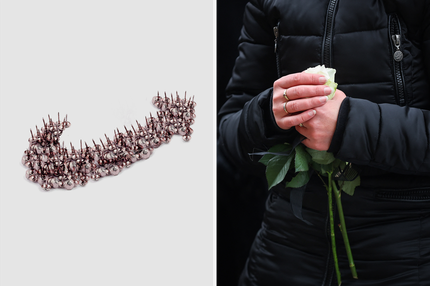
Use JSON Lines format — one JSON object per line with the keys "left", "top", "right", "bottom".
{"left": 272, "top": 72, "right": 346, "bottom": 151}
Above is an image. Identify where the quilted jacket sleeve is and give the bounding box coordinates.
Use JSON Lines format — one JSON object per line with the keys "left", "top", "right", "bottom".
{"left": 328, "top": 4, "right": 430, "bottom": 175}
{"left": 329, "top": 98, "right": 430, "bottom": 175}
{"left": 218, "top": 0, "right": 297, "bottom": 171}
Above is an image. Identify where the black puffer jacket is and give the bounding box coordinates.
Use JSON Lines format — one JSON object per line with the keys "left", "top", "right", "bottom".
{"left": 218, "top": 0, "right": 430, "bottom": 285}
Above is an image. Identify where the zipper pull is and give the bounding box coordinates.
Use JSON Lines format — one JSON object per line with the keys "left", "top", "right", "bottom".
{"left": 273, "top": 25, "right": 279, "bottom": 53}
{"left": 391, "top": 34, "right": 403, "bottom": 62}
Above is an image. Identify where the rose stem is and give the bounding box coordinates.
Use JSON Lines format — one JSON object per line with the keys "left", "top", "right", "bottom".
{"left": 332, "top": 180, "right": 358, "bottom": 279}
{"left": 328, "top": 172, "right": 342, "bottom": 285}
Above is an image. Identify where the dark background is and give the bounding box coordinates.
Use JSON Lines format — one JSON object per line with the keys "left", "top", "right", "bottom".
{"left": 217, "top": 1, "right": 269, "bottom": 285}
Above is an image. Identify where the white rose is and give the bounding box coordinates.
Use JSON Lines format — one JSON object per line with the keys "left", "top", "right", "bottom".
{"left": 304, "top": 65, "right": 338, "bottom": 100}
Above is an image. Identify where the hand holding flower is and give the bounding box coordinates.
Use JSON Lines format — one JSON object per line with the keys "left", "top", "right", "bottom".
{"left": 272, "top": 72, "right": 332, "bottom": 130}
{"left": 261, "top": 66, "right": 358, "bottom": 285}
{"left": 296, "top": 89, "right": 346, "bottom": 151}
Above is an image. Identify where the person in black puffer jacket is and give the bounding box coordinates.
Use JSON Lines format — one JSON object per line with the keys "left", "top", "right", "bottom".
{"left": 218, "top": 0, "right": 430, "bottom": 285}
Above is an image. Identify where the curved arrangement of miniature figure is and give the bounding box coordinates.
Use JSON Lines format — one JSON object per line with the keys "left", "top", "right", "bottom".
{"left": 22, "top": 92, "right": 196, "bottom": 190}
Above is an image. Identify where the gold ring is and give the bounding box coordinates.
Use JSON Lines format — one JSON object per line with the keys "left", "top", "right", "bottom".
{"left": 283, "top": 89, "right": 289, "bottom": 101}
{"left": 283, "top": 102, "right": 289, "bottom": 115}
{"left": 299, "top": 123, "right": 303, "bottom": 127}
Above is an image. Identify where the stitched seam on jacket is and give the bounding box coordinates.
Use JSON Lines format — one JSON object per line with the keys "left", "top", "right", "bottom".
{"left": 277, "top": 26, "right": 386, "bottom": 38}
{"left": 340, "top": 80, "right": 393, "bottom": 86}
{"left": 334, "top": 26, "right": 386, "bottom": 36}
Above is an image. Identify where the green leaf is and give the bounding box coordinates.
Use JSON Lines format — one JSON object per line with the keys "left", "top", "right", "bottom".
{"left": 321, "top": 163, "right": 334, "bottom": 175}
{"left": 310, "top": 161, "right": 323, "bottom": 174}
{"left": 339, "top": 176, "right": 360, "bottom": 196}
{"left": 259, "top": 143, "right": 292, "bottom": 166}
{"left": 286, "top": 171, "right": 311, "bottom": 188}
{"left": 306, "top": 148, "right": 336, "bottom": 165}
{"left": 332, "top": 159, "right": 346, "bottom": 171}
{"left": 294, "top": 144, "right": 311, "bottom": 172}
{"left": 266, "top": 155, "right": 294, "bottom": 190}
{"left": 259, "top": 154, "right": 274, "bottom": 166}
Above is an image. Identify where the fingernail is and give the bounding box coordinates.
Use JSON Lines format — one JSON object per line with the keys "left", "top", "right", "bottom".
{"left": 308, "top": 110, "right": 316, "bottom": 116}
{"left": 319, "top": 96, "right": 328, "bottom": 103}
{"left": 324, "top": 87, "right": 333, "bottom": 95}
{"left": 319, "top": 77, "right": 328, "bottom": 84}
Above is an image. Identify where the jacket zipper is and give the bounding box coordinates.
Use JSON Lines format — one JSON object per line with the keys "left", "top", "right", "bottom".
{"left": 389, "top": 14, "right": 407, "bottom": 106}
{"left": 321, "top": 1, "right": 338, "bottom": 285}
{"left": 321, "top": 0, "right": 338, "bottom": 67}
{"left": 273, "top": 22, "right": 281, "bottom": 78}
{"left": 376, "top": 189, "right": 430, "bottom": 201}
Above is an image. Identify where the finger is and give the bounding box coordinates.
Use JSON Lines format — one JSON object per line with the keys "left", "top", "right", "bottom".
{"left": 299, "top": 137, "right": 327, "bottom": 151}
{"left": 276, "top": 109, "right": 316, "bottom": 130}
{"left": 284, "top": 85, "right": 333, "bottom": 101}
{"left": 286, "top": 96, "right": 328, "bottom": 114}
{"left": 272, "top": 85, "right": 331, "bottom": 117}
{"left": 274, "top": 72, "right": 327, "bottom": 91}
